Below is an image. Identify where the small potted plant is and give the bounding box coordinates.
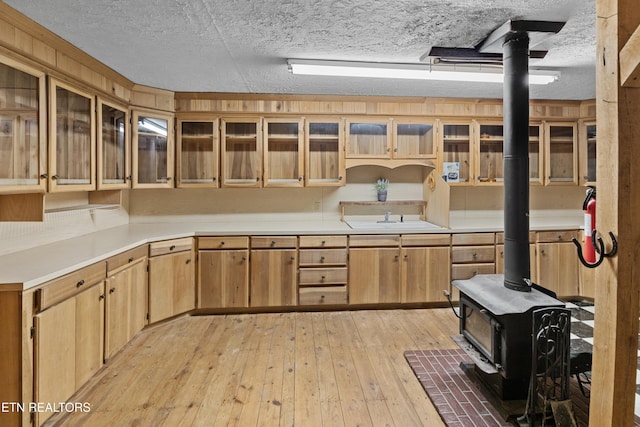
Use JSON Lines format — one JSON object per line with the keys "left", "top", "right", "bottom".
{"left": 376, "top": 178, "right": 389, "bottom": 202}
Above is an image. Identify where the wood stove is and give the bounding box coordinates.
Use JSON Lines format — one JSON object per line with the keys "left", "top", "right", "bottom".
{"left": 454, "top": 275, "right": 564, "bottom": 400}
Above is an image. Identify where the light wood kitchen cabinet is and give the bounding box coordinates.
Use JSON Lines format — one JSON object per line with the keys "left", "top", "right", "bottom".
{"left": 544, "top": 122, "right": 578, "bottom": 185}
{"left": 221, "top": 117, "right": 262, "bottom": 187}
{"left": 450, "top": 233, "right": 496, "bottom": 300}
{"left": 400, "top": 234, "right": 451, "bottom": 303}
{"left": 148, "top": 238, "right": 195, "bottom": 322}
{"left": 529, "top": 123, "right": 544, "bottom": 185}
{"left": 104, "top": 248, "right": 148, "bottom": 360}
{"left": 0, "top": 55, "right": 47, "bottom": 194}
{"left": 198, "top": 236, "right": 249, "bottom": 308}
{"left": 263, "top": 118, "right": 304, "bottom": 187}
{"left": 34, "top": 262, "right": 106, "bottom": 426}
{"left": 48, "top": 78, "right": 96, "bottom": 192}
{"left": 132, "top": 109, "right": 174, "bottom": 188}
{"left": 177, "top": 117, "right": 219, "bottom": 188}
{"left": 250, "top": 236, "right": 297, "bottom": 307}
{"left": 393, "top": 118, "right": 437, "bottom": 159}
{"left": 346, "top": 118, "right": 392, "bottom": 158}
{"left": 305, "top": 119, "right": 345, "bottom": 186}
{"left": 438, "top": 120, "right": 474, "bottom": 185}
{"left": 348, "top": 234, "right": 401, "bottom": 304}
{"left": 97, "top": 98, "right": 130, "bottom": 190}
{"left": 579, "top": 120, "right": 596, "bottom": 186}
{"left": 298, "top": 235, "right": 348, "bottom": 305}
{"left": 536, "top": 230, "right": 580, "bottom": 298}
{"left": 476, "top": 122, "right": 504, "bottom": 184}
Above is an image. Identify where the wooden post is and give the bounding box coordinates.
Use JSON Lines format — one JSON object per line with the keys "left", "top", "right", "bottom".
{"left": 590, "top": 1, "right": 640, "bottom": 425}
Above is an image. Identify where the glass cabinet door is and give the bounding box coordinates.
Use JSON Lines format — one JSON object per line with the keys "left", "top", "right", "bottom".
{"left": 132, "top": 110, "right": 174, "bottom": 188}
{"left": 545, "top": 122, "right": 577, "bottom": 185}
{"left": 49, "top": 79, "right": 95, "bottom": 192}
{"left": 263, "top": 118, "right": 304, "bottom": 187}
{"left": 439, "top": 122, "right": 473, "bottom": 184}
{"left": 177, "top": 118, "right": 219, "bottom": 188}
{"left": 97, "top": 99, "right": 129, "bottom": 189}
{"left": 582, "top": 122, "right": 596, "bottom": 185}
{"left": 477, "top": 123, "right": 504, "bottom": 184}
{"left": 529, "top": 124, "right": 544, "bottom": 185}
{"left": 0, "top": 57, "right": 46, "bottom": 193}
{"left": 346, "top": 118, "right": 392, "bottom": 158}
{"left": 393, "top": 119, "right": 436, "bottom": 158}
{"left": 221, "top": 118, "right": 262, "bottom": 187}
{"left": 305, "top": 119, "right": 345, "bottom": 186}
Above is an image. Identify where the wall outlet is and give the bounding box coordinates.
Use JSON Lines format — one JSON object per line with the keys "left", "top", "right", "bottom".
{"left": 313, "top": 201, "right": 321, "bottom": 211}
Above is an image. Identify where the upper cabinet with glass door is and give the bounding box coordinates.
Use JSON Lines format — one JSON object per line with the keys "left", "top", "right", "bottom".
{"left": 345, "top": 118, "right": 392, "bottom": 158}
{"left": 393, "top": 118, "right": 436, "bottom": 159}
{"left": 221, "top": 118, "right": 262, "bottom": 188}
{"left": 438, "top": 121, "right": 474, "bottom": 185}
{"left": 97, "top": 99, "right": 130, "bottom": 190}
{"left": 177, "top": 118, "right": 219, "bottom": 188}
{"left": 49, "top": 79, "right": 95, "bottom": 192}
{"left": 132, "top": 110, "right": 174, "bottom": 189}
{"left": 0, "top": 55, "right": 47, "bottom": 193}
{"left": 544, "top": 122, "right": 578, "bottom": 185}
{"left": 579, "top": 121, "right": 596, "bottom": 186}
{"left": 476, "top": 122, "right": 504, "bottom": 185}
{"left": 305, "top": 118, "right": 345, "bottom": 187}
{"left": 528, "top": 123, "right": 544, "bottom": 185}
{"left": 263, "top": 118, "right": 304, "bottom": 187}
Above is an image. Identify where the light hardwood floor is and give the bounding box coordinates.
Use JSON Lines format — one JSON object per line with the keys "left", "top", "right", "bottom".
{"left": 45, "top": 308, "right": 459, "bottom": 427}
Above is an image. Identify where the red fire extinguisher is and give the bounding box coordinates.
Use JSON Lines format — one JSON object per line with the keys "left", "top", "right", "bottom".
{"left": 583, "top": 187, "right": 596, "bottom": 263}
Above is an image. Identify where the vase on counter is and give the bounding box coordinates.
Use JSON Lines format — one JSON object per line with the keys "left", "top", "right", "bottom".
{"left": 376, "top": 178, "right": 389, "bottom": 202}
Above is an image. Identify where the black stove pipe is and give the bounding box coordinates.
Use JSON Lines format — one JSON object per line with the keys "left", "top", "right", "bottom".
{"left": 503, "top": 31, "right": 532, "bottom": 292}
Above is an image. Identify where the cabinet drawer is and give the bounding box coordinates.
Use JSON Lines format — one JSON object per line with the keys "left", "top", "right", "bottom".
{"left": 299, "top": 267, "right": 348, "bottom": 285}
{"left": 349, "top": 234, "right": 400, "bottom": 247}
{"left": 536, "top": 230, "right": 580, "bottom": 243}
{"left": 401, "top": 234, "right": 451, "bottom": 247}
{"left": 299, "top": 286, "right": 348, "bottom": 305}
{"left": 299, "top": 235, "right": 347, "bottom": 248}
{"left": 451, "top": 246, "right": 495, "bottom": 263}
{"left": 451, "top": 263, "right": 495, "bottom": 280}
{"left": 149, "top": 237, "right": 193, "bottom": 257}
{"left": 198, "top": 236, "right": 249, "bottom": 250}
{"left": 107, "top": 245, "right": 148, "bottom": 274}
{"left": 452, "top": 233, "right": 495, "bottom": 245}
{"left": 251, "top": 236, "right": 297, "bottom": 249}
{"left": 299, "top": 249, "right": 347, "bottom": 266}
{"left": 37, "top": 261, "right": 106, "bottom": 311}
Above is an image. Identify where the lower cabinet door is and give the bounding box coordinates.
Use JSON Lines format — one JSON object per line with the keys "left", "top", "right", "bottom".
{"left": 348, "top": 248, "right": 400, "bottom": 304}
{"left": 250, "top": 249, "right": 297, "bottom": 307}
{"left": 401, "top": 246, "right": 450, "bottom": 303}
{"left": 149, "top": 251, "right": 195, "bottom": 323}
{"left": 199, "top": 249, "right": 249, "bottom": 308}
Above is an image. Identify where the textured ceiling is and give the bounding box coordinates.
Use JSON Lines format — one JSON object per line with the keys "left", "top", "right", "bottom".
{"left": 4, "top": 0, "right": 595, "bottom": 100}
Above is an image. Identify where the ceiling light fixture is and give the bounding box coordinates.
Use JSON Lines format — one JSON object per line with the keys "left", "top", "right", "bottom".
{"left": 287, "top": 59, "right": 559, "bottom": 85}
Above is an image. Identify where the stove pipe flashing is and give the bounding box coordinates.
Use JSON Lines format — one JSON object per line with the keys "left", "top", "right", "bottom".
{"left": 502, "top": 31, "right": 531, "bottom": 292}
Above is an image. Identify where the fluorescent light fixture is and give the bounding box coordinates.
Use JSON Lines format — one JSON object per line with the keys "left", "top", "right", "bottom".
{"left": 138, "top": 119, "right": 167, "bottom": 136}
{"left": 287, "top": 59, "right": 559, "bottom": 85}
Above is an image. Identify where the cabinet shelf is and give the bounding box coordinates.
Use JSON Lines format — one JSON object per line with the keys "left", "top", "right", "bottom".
{"left": 339, "top": 200, "right": 427, "bottom": 221}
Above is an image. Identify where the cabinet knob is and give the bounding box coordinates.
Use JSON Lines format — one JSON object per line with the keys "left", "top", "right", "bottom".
{"left": 109, "top": 288, "right": 116, "bottom": 294}
{"left": 320, "top": 256, "right": 325, "bottom": 263}
{"left": 271, "top": 240, "right": 276, "bottom": 246}
{"left": 220, "top": 241, "right": 225, "bottom": 246}
{"left": 298, "top": 176, "right": 303, "bottom": 181}
{"left": 241, "top": 256, "right": 246, "bottom": 262}
{"left": 321, "top": 240, "right": 326, "bottom": 245}
{"left": 126, "top": 175, "right": 132, "bottom": 180}
{"left": 394, "top": 255, "right": 399, "bottom": 261}
{"left": 170, "top": 245, "right": 176, "bottom": 250}
{"left": 166, "top": 177, "right": 172, "bottom": 181}
{"left": 290, "top": 256, "right": 295, "bottom": 261}
{"left": 213, "top": 177, "right": 217, "bottom": 182}
{"left": 404, "top": 254, "right": 408, "bottom": 260}
{"left": 321, "top": 275, "right": 326, "bottom": 280}
{"left": 472, "top": 253, "right": 477, "bottom": 259}
{"left": 40, "top": 173, "right": 48, "bottom": 179}
{"left": 338, "top": 176, "right": 343, "bottom": 181}
{"left": 52, "top": 174, "right": 60, "bottom": 180}
{"left": 128, "top": 257, "right": 135, "bottom": 263}
{"left": 99, "top": 294, "right": 105, "bottom": 300}
{"left": 186, "top": 259, "right": 192, "bottom": 264}
{"left": 76, "top": 279, "right": 85, "bottom": 287}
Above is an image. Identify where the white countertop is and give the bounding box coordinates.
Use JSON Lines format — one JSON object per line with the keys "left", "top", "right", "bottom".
{"left": 0, "top": 214, "right": 582, "bottom": 290}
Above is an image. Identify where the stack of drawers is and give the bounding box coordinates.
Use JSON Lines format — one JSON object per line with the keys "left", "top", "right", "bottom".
{"left": 298, "top": 235, "right": 348, "bottom": 305}
{"left": 450, "top": 233, "right": 496, "bottom": 300}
